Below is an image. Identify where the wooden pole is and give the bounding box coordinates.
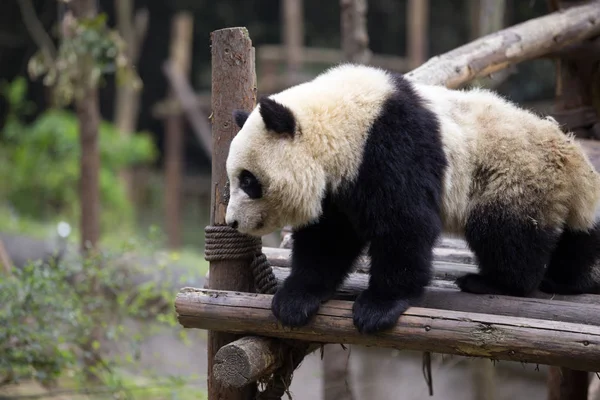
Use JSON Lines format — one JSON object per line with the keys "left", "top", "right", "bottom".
{"left": 164, "top": 12, "right": 193, "bottom": 249}
{"left": 406, "top": 0, "right": 428, "bottom": 69}
{"left": 546, "top": 0, "right": 597, "bottom": 398}
{"left": 548, "top": 368, "right": 590, "bottom": 400}
{"left": 177, "top": 288, "right": 600, "bottom": 372}
{"left": 282, "top": 0, "right": 304, "bottom": 86}
{"left": 207, "top": 27, "right": 258, "bottom": 400}
{"left": 340, "top": 0, "right": 371, "bottom": 64}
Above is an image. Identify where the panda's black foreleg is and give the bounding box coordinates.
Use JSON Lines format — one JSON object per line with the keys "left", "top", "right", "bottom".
{"left": 352, "top": 215, "right": 439, "bottom": 334}
{"left": 458, "top": 203, "right": 558, "bottom": 296}
{"left": 271, "top": 205, "right": 365, "bottom": 328}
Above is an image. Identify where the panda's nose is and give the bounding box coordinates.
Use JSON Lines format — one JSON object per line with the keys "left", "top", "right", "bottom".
{"left": 229, "top": 220, "right": 239, "bottom": 230}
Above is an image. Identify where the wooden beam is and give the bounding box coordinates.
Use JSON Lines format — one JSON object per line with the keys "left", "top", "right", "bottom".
{"left": 340, "top": 0, "right": 371, "bottom": 64}
{"left": 547, "top": 367, "right": 590, "bottom": 400}
{"left": 406, "top": 0, "right": 428, "bottom": 68}
{"left": 162, "top": 60, "right": 213, "bottom": 158}
{"left": 256, "top": 45, "right": 409, "bottom": 72}
{"left": 405, "top": 1, "right": 600, "bottom": 87}
{"left": 176, "top": 288, "right": 600, "bottom": 372}
{"left": 164, "top": 12, "right": 194, "bottom": 249}
{"left": 267, "top": 266, "right": 600, "bottom": 322}
{"left": 206, "top": 27, "right": 258, "bottom": 400}
{"left": 213, "top": 336, "right": 321, "bottom": 388}
{"left": 282, "top": 0, "right": 304, "bottom": 85}
{"left": 262, "top": 245, "right": 477, "bottom": 269}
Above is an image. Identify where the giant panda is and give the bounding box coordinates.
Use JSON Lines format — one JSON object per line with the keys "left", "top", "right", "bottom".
{"left": 225, "top": 63, "right": 600, "bottom": 334}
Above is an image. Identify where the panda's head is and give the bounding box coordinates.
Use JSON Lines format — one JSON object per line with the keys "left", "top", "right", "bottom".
{"left": 225, "top": 97, "right": 327, "bottom": 237}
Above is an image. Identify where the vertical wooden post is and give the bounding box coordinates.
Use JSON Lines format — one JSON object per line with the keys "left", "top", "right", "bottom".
{"left": 165, "top": 12, "right": 193, "bottom": 249}
{"left": 406, "top": 0, "right": 428, "bottom": 69}
{"left": 207, "top": 27, "right": 258, "bottom": 400}
{"left": 547, "top": 367, "right": 589, "bottom": 400}
{"left": 546, "top": 1, "right": 596, "bottom": 399}
{"left": 282, "top": 0, "right": 304, "bottom": 86}
{"left": 340, "top": 0, "right": 371, "bottom": 64}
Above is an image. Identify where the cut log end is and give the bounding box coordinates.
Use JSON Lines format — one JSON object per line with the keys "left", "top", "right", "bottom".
{"left": 213, "top": 336, "right": 282, "bottom": 388}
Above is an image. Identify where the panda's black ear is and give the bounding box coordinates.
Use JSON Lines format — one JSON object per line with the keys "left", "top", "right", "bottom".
{"left": 259, "top": 97, "right": 296, "bottom": 137}
{"left": 233, "top": 110, "right": 250, "bottom": 128}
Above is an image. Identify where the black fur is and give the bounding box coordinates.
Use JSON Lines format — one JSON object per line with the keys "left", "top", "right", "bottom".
{"left": 259, "top": 98, "right": 296, "bottom": 136}
{"left": 456, "top": 202, "right": 560, "bottom": 296}
{"left": 233, "top": 110, "right": 250, "bottom": 128}
{"left": 270, "top": 71, "right": 600, "bottom": 335}
{"left": 272, "top": 74, "right": 448, "bottom": 334}
{"left": 238, "top": 169, "right": 262, "bottom": 199}
{"left": 540, "top": 224, "right": 600, "bottom": 294}
{"left": 271, "top": 198, "right": 365, "bottom": 327}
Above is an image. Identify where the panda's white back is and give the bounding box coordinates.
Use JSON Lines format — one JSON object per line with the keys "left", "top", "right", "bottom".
{"left": 414, "top": 82, "right": 600, "bottom": 234}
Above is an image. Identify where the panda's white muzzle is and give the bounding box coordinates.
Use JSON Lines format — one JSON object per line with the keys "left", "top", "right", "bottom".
{"left": 225, "top": 189, "right": 267, "bottom": 237}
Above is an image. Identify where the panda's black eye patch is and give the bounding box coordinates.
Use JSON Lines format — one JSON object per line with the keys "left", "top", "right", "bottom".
{"left": 239, "top": 169, "right": 262, "bottom": 199}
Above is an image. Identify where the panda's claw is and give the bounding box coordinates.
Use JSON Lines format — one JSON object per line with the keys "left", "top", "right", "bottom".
{"left": 271, "top": 287, "right": 323, "bottom": 328}
{"left": 352, "top": 290, "right": 411, "bottom": 334}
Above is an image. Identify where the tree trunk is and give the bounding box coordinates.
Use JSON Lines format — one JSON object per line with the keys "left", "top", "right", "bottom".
{"left": 66, "top": 0, "right": 102, "bottom": 384}
{"left": 77, "top": 87, "right": 101, "bottom": 252}
{"left": 164, "top": 12, "right": 193, "bottom": 249}
{"left": 113, "top": 0, "right": 148, "bottom": 201}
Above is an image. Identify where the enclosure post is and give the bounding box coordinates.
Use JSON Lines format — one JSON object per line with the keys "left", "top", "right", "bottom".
{"left": 165, "top": 12, "right": 194, "bottom": 249}
{"left": 207, "top": 27, "right": 258, "bottom": 400}
{"left": 546, "top": 0, "right": 597, "bottom": 398}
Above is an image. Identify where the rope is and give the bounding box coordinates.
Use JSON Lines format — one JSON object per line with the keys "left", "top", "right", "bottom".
{"left": 204, "top": 225, "right": 306, "bottom": 399}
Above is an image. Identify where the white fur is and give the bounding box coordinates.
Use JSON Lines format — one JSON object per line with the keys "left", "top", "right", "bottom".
{"left": 226, "top": 63, "right": 600, "bottom": 238}
{"left": 226, "top": 64, "right": 395, "bottom": 236}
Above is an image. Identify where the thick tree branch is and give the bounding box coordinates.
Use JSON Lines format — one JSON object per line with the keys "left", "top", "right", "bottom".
{"left": 406, "top": 1, "right": 600, "bottom": 87}
{"left": 17, "top": 0, "right": 56, "bottom": 65}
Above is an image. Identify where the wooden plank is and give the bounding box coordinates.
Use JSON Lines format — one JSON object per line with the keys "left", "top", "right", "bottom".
{"left": 340, "top": 0, "right": 371, "bottom": 64}
{"left": 407, "top": 0, "right": 429, "bottom": 68}
{"left": 176, "top": 288, "right": 600, "bottom": 372}
{"left": 262, "top": 245, "right": 477, "bottom": 269}
{"left": 256, "top": 45, "right": 410, "bottom": 72}
{"left": 164, "top": 12, "right": 194, "bottom": 249}
{"left": 268, "top": 266, "right": 600, "bottom": 323}
{"left": 206, "top": 27, "right": 258, "bottom": 400}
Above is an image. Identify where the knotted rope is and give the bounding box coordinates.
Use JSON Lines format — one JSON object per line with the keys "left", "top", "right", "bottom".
{"left": 204, "top": 225, "right": 306, "bottom": 399}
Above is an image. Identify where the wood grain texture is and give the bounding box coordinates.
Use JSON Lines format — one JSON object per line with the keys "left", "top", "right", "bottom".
{"left": 176, "top": 288, "right": 600, "bottom": 372}
{"left": 268, "top": 266, "right": 600, "bottom": 324}
{"left": 405, "top": 1, "right": 600, "bottom": 87}
{"left": 213, "top": 336, "right": 282, "bottom": 388}
{"left": 207, "top": 27, "right": 257, "bottom": 400}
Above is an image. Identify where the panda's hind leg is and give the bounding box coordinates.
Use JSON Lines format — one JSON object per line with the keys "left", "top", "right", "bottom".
{"left": 457, "top": 203, "right": 559, "bottom": 297}
{"left": 540, "top": 223, "right": 600, "bottom": 295}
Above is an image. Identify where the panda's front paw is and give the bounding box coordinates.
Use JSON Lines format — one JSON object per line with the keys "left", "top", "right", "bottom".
{"left": 271, "top": 287, "right": 322, "bottom": 328}
{"left": 352, "top": 290, "right": 411, "bottom": 334}
{"left": 455, "top": 273, "right": 491, "bottom": 293}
